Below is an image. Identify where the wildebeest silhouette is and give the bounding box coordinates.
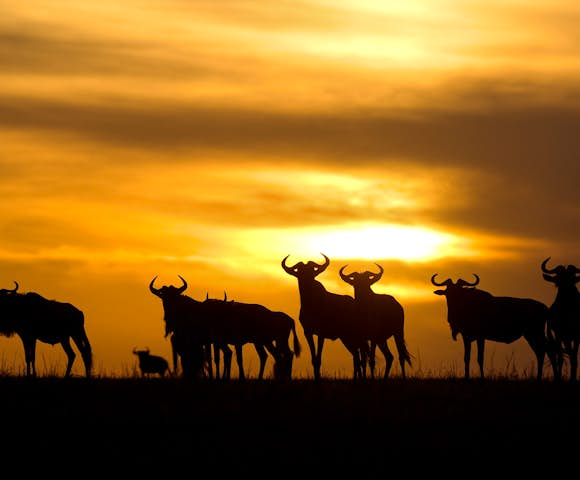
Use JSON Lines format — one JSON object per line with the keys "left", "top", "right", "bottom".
{"left": 339, "top": 263, "right": 412, "bottom": 379}
{"left": 541, "top": 257, "right": 580, "bottom": 381}
{"left": 0, "top": 282, "right": 92, "bottom": 378}
{"left": 132, "top": 347, "right": 170, "bottom": 377}
{"left": 431, "top": 273, "right": 555, "bottom": 380}
{"left": 149, "top": 275, "right": 221, "bottom": 379}
{"left": 203, "top": 296, "right": 302, "bottom": 380}
{"left": 149, "top": 276, "right": 300, "bottom": 380}
{"left": 282, "top": 253, "right": 368, "bottom": 381}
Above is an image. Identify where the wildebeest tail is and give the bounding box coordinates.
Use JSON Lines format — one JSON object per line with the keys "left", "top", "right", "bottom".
{"left": 395, "top": 333, "right": 413, "bottom": 367}
{"left": 72, "top": 318, "right": 93, "bottom": 377}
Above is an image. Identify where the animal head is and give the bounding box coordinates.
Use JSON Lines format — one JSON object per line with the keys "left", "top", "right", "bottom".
{"left": 431, "top": 274, "right": 480, "bottom": 297}
{"left": 281, "top": 253, "right": 330, "bottom": 280}
{"left": 541, "top": 257, "right": 580, "bottom": 288}
{"left": 339, "top": 264, "right": 383, "bottom": 288}
{"left": 132, "top": 347, "right": 150, "bottom": 358}
{"left": 0, "top": 281, "right": 19, "bottom": 296}
{"left": 149, "top": 275, "right": 188, "bottom": 299}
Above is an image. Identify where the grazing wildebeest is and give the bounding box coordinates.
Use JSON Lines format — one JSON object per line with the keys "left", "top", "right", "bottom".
{"left": 132, "top": 347, "right": 170, "bottom": 377}
{"left": 339, "top": 263, "right": 412, "bottom": 379}
{"left": 282, "top": 253, "right": 368, "bottom": 381}
{"left": 431, "top": 273, "right": 555, "bottom": 380}
{"left": 0, "top": 282, "right": 92, "bottom": 378}
{"left": 541, "top": 257, "right": 580, "bottom": 381}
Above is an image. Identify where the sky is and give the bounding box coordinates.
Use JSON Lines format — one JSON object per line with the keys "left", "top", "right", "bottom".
{"left": 0, "top": 0, "right": 579, "bottom": 378}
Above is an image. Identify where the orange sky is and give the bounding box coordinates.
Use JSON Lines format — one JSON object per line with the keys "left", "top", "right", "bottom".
{"left": 0, "top": 0, "right": 579, "bottom": 378}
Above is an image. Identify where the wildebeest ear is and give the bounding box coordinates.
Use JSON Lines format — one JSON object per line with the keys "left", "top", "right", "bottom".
{"left": 433, "top": 290, "right": 446, "bottom": 295}
{"left": 542, "top": 274, "right": 556, "bottom": 283}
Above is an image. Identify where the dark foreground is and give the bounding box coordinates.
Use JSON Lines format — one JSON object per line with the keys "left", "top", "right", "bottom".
{"left": 2, "top": 375, "right": 578, "bottom": 475}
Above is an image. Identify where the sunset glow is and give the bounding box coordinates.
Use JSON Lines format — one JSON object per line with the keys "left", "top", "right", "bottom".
{"left": 0, "top": 0, "right": 579, "bottom": 378}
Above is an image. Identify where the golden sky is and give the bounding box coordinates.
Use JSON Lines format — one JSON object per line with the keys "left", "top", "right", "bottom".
{"left": 0, "top": 0, "right": 579, "bottom": 378}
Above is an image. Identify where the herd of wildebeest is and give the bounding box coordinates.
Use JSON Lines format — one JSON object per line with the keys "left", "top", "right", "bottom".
{"left": 0, "top": 254, "right": 578, "bottom": 382}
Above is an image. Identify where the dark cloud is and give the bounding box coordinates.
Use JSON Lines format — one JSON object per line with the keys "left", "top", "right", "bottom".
{"left": 1, "top": 88, "right": 578, "bottom": 246}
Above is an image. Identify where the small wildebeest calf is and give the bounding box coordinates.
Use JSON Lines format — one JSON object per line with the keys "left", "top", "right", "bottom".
{"left": 132, "top": 347, "right": 170, "bottom": 377}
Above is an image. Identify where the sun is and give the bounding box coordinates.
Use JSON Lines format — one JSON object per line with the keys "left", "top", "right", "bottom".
{"left": 229, "top": 221, "right": 470, "bottom": 265}
{"left": 303, "top": 223, "right": 461, "bottom": 261}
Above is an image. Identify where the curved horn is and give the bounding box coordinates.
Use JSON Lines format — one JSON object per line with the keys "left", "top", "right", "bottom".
{"left": 339, "top": 265, "right": 352, "bottom": 284}
{"left": 8, "top": 281, "right": 18, "bottom": 293}
{"left": 317, "top": 253, "right": 330, "bottom": 273}
{"left": 541, "top": 257, "right": 557, "bottom": 274}
{"left": 431, "top": 274, "right": 449, "bottom": 287}
{"left": 370, "top": 263, "right": 384, "bottom": 284}
{"left": 281, "top": 255, "right": 297, "bottom": 275}
{"left": 176, "top": 275, "right": 188, "bottom": 294}
{"left": 463, "top": 274, "right": 480, "bottom": 287}
{"left": 149, "top": 276, "right": 161, "bottom": 297}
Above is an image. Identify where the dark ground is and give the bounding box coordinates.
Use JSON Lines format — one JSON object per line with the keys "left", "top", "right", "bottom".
{"left": 2, "top": 375, "right": 578, "bottom": 476}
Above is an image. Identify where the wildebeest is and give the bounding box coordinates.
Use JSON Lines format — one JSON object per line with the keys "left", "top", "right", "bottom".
{"left": 339, "top": 263, "right": 412, "bottom": 379}
{"left": 204, "top": 296, "right": 302, "bottom": 380}
{"left": 282, "top": 253, "right": 368, "bottom": 381}
{"left": 149, "top": 276, "right": 300, "bottom": 380}
{"left": 149, "top": 275, "right": 225, "bottom": 379}
{"left": 431, "top": 273, "right": 555, "bottom": 380}
{"left": 541, "top": 257, "right": 580, "bottom": 381}
{"left": 132, "top": 347, "right": 170, "bottom": 377}
{"left": 0, "top": 281, "right": 92, "bottom": 378}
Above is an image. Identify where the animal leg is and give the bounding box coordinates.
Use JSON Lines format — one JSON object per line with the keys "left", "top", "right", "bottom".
{"left": 234, "top": 344, "right": 245, "bottom": 380}
{"left": 462, "top": 337, "right": 472, "bottom": 380}
{"left": 254, "top": 343, "right": 269, "bottom": 379}
{"left": 523, "top": 333, "right": 546, "bottom": 381}
{"left": 377, "top": 341, "right": 393, "bottom": 379}
{"left": 368, "top": 341, "right": 377, "bottom": 379}
{"left": 476, "top": 338, "right": 485, "bottom": 380}
{"left": 22, "top": 338, "right": 36, "bottom": 377}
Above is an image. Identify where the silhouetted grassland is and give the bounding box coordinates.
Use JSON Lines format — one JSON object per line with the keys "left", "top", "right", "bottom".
{"left": 1, "top": 375, "right": 578, "bottom": 475}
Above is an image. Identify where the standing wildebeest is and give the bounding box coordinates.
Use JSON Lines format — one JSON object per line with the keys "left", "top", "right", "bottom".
{"left": 282, "top": 253, "right": 368, "bottom": 381}
{"left": 150, "top": 276, "right": 298, "bottom": 380}
{"left": 132, "top": 347, "right": 170, "bottom": 377}
{"left": 0, "top": 282, "right": 92, "bottom": 378}
{"left": 149, "top": 276, "right": 228, "bottom": 380}
{"left": 541, "top": 257, "right": 580, "bottom": 381}
{"left": 205, "top": 297, "right": 302, "bottom": 380}
{"left": 339, "top": 263, "right": 412, "bottom": 379}
{"left": 431, "top": 274, "right": 555, "bottom": 381}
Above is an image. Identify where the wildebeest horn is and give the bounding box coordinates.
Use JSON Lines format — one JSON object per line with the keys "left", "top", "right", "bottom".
{"left": 8, "top": 281, "right": 18, "bottom": 293}
{"left": 462, "top": 274, "right": 480, "bottom": 286}
{"left": 339, "top": 265, "right": 352, "bottom": 284}
{"left": 224, "top": 291, "right": 227, "bottom": 301}
{"left": 430, "top": 274, "right": 450, "bottom": 286}
{"left": 541, "top": 257, "right": 557, "bottom": 274}
{"left": 369, "top": 263, "right": 384, "bottom": 283}
{"left": 176, "top": 275, "right": 188, "bottom": 294}
{"left": 149, "top": 276, "right": 161, "bottom": 297}
{"left": 317, "top": 253, "right": 330, "bottom": 273}
{"left": 281, "top": 255, "right": 297, "bottom": 274}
